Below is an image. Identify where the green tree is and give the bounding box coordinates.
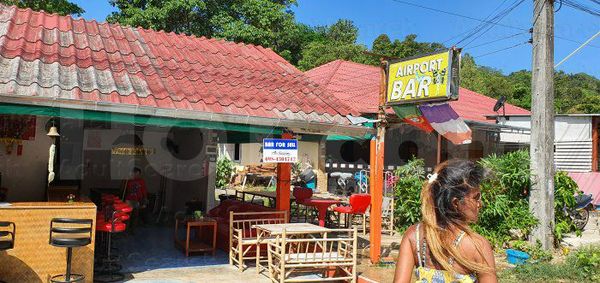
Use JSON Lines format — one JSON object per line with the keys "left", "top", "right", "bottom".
{"left": 107, "top": 0, "right": 311, "bottom": 64}
{"left": 1, "top": 0, "right": 84, "bottom": 16}
{"left": 297, "top": 19, "right": 376, "bottom": 70}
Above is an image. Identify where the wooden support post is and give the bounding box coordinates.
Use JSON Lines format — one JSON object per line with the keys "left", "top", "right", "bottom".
{"left": 316, "top": 136, "right": 328, "bottom": 192}
{"left": 369, "top": 60, "right": 387, "bottom": 264}
{"left": 592, "top": 117, "right": 599, "bottom": 172}
{"left": 436, "top": 133, "right": 442, "bottom": 165}
{"left": 276, "top": 132, "right": 293, "bottom": 215}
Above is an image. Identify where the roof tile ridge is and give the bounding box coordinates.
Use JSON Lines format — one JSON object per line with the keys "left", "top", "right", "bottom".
{"left": 320, "top": 60, "right": 344, "bottom": 88}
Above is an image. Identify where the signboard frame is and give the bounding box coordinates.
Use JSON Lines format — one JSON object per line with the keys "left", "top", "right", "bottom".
{"left": 385, "top": 48, "right": 461, "bottom": 106}
{"left": 262, "top": 138, "right": 298, "bottom": 163}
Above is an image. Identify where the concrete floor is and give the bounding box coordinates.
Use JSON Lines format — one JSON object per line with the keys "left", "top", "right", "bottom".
{"left": 126, "top": 265, "right": 270, "bottom": 283}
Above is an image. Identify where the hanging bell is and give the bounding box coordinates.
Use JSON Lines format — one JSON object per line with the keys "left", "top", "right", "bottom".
{"left": 47, "top": 126, "right": 60, "bottom": 137}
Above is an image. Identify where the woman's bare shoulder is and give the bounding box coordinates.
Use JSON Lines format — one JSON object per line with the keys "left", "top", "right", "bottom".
{"left": 460, "top": 232, "right": 494, "bottom": 260}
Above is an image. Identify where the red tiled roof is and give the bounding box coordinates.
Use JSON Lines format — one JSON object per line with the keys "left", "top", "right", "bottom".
{"left": 0, "top": 5, "right": 358, "bottom": 127}
{"left": 306, "top": 60, "right": 530, "bottom": 123}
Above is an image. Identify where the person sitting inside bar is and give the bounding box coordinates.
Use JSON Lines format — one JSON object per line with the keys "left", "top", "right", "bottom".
{"left": 124, "top": 167, "right": 148, "bottom": 232}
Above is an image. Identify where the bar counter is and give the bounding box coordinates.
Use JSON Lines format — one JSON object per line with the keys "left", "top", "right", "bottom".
{"left": 0, "top": 200, "right": 96, "bottom": 283}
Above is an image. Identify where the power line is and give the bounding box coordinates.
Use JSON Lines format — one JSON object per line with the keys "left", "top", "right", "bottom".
{"left": 562, "top": 0, "right": 600, "bottom": 17}
{"left": 388, "top": 0, "right": 525, "bottom": 31}
{"left": 464, "top": 32, "right": 528, "bottom": 50}
{"left": 555, "top": 29, "right": 600, "bottom": 67}
{"left": 473, "top": 41, "right": 529, "bottom": 58}
{"left": 389, "top": 0, "right": 600, "bottom": 50}
{"left": 461, "top": 0, "right": 526, "bottom": 48}
{"left": 453, "top": 0, "right": 511, "bottom": 46}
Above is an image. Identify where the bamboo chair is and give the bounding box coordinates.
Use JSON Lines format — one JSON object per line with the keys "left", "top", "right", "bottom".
{"left": 267, "top": 228, "right": 357, "bottom": 283}
{"left": 229, "top": 210, "right": 288, "bottom": 272}
{"left": 364, "top": 196, "right": 395, "bottom": 235}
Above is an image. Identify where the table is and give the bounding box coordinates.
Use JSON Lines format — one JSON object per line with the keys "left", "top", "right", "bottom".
{"left": 174, "top": 217, "right": 217, "bottom": 257}
{"left": 304, "top": 199, "right": 341, "bottom": 227}
{"left": 253, "top": 223, "right": 331, "bottom": 274}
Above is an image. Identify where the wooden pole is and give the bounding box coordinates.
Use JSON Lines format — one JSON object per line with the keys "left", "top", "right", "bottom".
{"left": 529, "top": 0, "right": 555, "bottom": 249}
{"left": 436, "top": 133, "right": 442, "bottom": 164}
{"left": 276, "top": 132, "right": 293, "bottom": 215}
{"left": 369, "top": 60, "right": 387, "bottom": 263}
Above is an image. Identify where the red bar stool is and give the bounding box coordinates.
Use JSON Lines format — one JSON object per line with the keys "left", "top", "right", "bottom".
{"left": 292, "top": 187, "right": 313, "bottom": 222}
{"left": 94, "top": 209, "right": 127, "bottom": 283}
{"left": 333, "top": 194, "right": 371, "bottom": 233}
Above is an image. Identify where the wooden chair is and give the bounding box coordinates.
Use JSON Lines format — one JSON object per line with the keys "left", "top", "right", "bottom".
{"left": 267, "top": 228, "right": 357, "bottom": 283}
{"left": 365, "top": 196, "right": 395, "bottom": 235}
{"left": 229, "top": 210, "right": 288, "bottom": 271}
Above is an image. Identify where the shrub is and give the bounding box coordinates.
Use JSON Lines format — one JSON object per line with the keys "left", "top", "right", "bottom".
{"left": 566, "top": 245, "right": 600, "bottom": 281}
{"left": 475, "top": 151, "right": 538, "bottom": 246}
{"left": 216, "top": 157, "right": 234, "bottom": 189}
{"left": 554, "top": 171, "right": 581, "bottom": 243}
{"left": 392, "top": 150, "right": 581, "bottom": 248}
{"left": 393, "top": 158, "right": 426, "bottom": 232}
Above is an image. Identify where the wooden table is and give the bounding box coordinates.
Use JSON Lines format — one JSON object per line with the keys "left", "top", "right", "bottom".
{"left": 303, "top": 199, "right": 341, "bottom": 227}
{"left": 253, "top": 223, "right": 331, "bottom": 274}
{"left": 174, "top": 217, "right": 217, "bottom": 257}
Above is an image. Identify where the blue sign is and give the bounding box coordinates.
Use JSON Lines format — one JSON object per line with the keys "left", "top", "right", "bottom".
{"left": 263, "top": 139, "right": 298, "bottom": 150}
{"left": 262, "top": 138, "right": 298, "bottom": 163}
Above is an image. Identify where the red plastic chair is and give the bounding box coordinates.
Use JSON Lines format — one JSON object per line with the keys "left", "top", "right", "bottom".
{"left": 292, "top": 187, "right": 313, "bottom": 222}
{"left": 333, "top": 194, "right": 371, "bottom": 234}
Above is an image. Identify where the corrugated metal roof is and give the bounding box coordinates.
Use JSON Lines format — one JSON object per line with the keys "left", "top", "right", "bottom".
{"left": 306, "top": 59, "right": 531, "bottom": 123}
{"left": 0, "top": 5, "right": 360, "bottom": 130}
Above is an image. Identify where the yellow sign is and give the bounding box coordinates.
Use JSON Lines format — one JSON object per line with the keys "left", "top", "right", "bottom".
{"left": 386, "top": 49, "right": 460, "bottom": 105}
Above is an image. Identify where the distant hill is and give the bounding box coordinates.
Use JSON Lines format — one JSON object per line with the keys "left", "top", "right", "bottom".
{"left": 460, "top": 54, "right": 600, "bottom": 114}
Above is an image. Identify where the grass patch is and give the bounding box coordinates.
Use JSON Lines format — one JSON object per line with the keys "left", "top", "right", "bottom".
{"left": 499, "top": 245, "right": 600, "bottom": 282}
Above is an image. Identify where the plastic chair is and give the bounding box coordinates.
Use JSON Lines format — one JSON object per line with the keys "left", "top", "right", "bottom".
{"left": 292, "top": 187, "right": 313, "bottom": 222}
{"left": 333, "top": 194, "right": 371, "bottom": 234}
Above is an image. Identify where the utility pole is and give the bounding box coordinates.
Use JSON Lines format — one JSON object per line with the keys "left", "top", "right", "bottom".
{"left": 530, "top": 0, "right": 555, "bottom": 249}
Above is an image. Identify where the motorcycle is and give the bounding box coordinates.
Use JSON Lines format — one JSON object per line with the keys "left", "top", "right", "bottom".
{"left": 329, "top": 172, "right": 356, "bottom": 196}
{"left": 569, "top": 193, "right": 595, "bottom": 230}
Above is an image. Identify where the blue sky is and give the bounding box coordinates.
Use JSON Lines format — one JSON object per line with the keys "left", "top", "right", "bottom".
{"left": 73, "top": 0, "right": 599, "bottom": 78}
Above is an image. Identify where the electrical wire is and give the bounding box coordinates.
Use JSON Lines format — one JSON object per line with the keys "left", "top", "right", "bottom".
{"left": 452, "top": 0, "right": 511, "bottom": 46}
{"left": 464, "top": 32, "right": 528, "bottom": 50}
{"left": 473, "top": 41, "right": 530, "bottom": 58}
{"left": 389, "top": 0, "right": 600, "bottom": 50}
{"left": 555, "top": 29, "right": 600, "bottom": 67}
{"left": 461, "top": 0, "right": 526, "bottom": 48}
{"left": 562, "top": 0, "right": 600, "bottom": 16}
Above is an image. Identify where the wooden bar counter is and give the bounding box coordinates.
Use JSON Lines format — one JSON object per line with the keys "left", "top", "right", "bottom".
{"left": 0, "top": 201, "right": 96, "bottom": 283}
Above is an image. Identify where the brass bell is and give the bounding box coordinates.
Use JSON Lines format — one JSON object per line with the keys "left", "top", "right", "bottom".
{"left": 47, "top": 126, "right": 60, "bottom": 137}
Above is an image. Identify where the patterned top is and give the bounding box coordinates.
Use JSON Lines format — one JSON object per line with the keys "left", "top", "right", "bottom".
{"left": 414, "top": 223, "right": 477, "bottom": 283}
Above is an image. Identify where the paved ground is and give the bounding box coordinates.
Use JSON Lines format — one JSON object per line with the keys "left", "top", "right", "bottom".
{"left": 563, "top": 210, "right": 600, "bottom": 248}
{"left": 126, "top": 265, "right": 270, "bottom": 283}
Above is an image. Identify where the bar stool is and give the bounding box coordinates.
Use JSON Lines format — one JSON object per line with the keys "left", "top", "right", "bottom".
{"left": 0, "top": 221, "right": 15, "bottom": 251}
{"left": 49, "top": 218, "right": 93, "bottom": 283}
{"left": 94, "top": 208, "right": 128, "bottom": 282}
{"left": 0, "top": 221, "right": 13, "bottom": 283}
